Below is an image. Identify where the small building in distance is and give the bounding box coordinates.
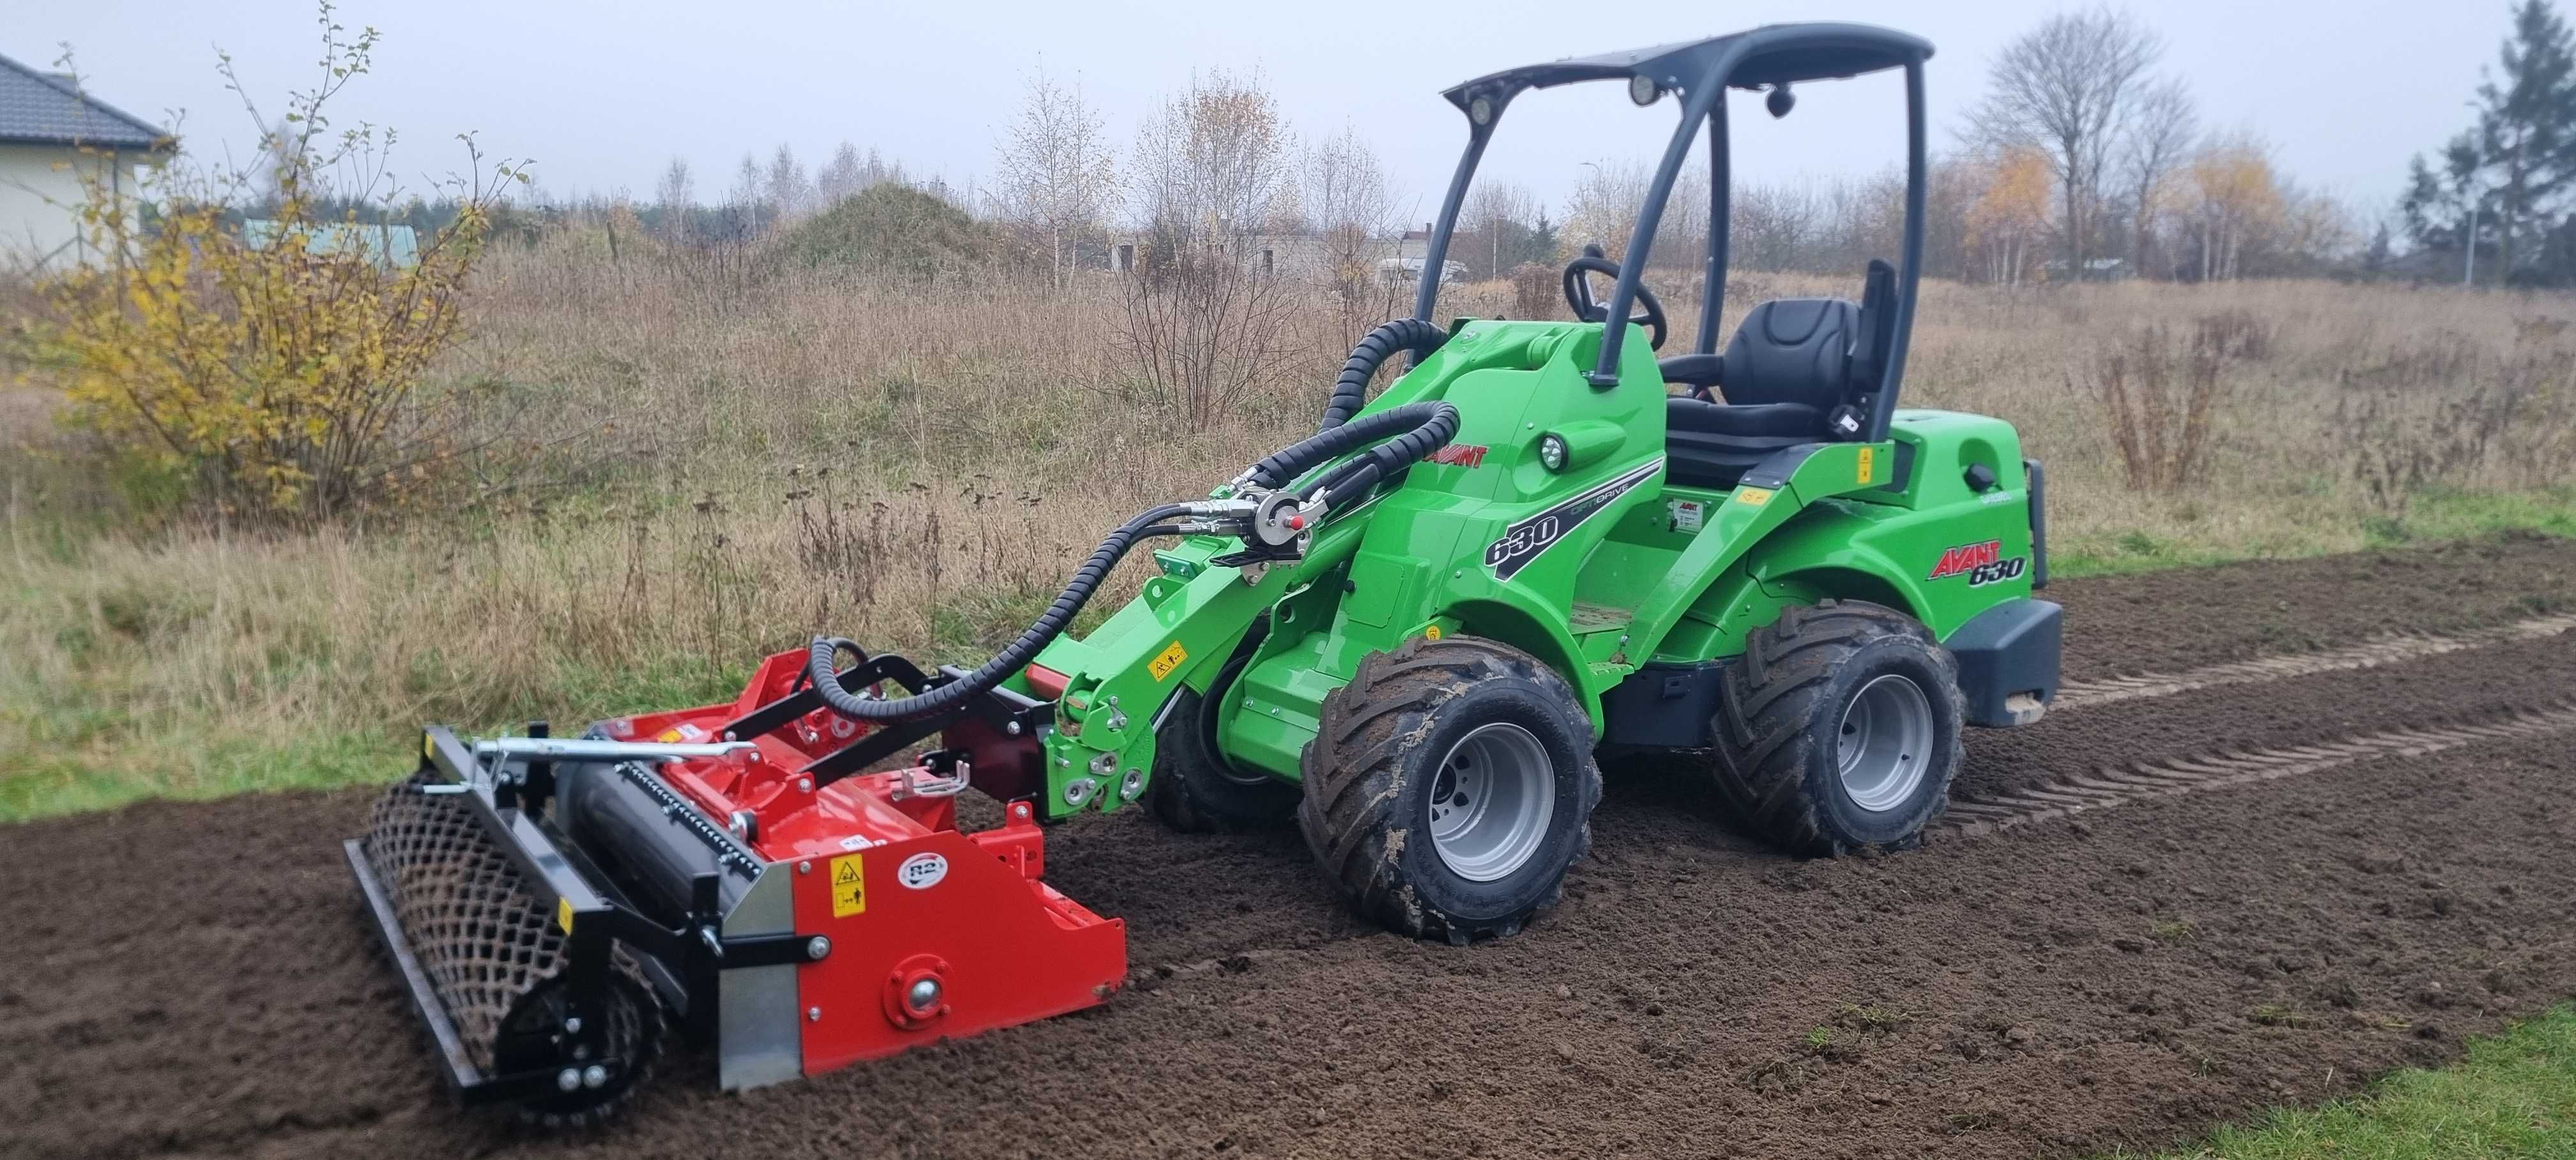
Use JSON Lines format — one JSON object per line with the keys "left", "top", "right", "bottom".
{"left": 0, "top": 50, "right": 173, "bottom": 271}
{"left": 242, "top": 219, "right": 422, "bottom": 270}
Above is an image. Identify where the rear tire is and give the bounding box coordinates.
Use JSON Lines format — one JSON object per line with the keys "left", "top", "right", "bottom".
{"left": 1708, "top": 600, "right": 1963, "bottom": 856}
{"left": 1298, "top": 636, "right": 1600, "bottom": 943}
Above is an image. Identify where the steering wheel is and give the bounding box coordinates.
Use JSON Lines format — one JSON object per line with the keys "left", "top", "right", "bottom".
{"left": 1562, "top": 251, "right": 1667, "bottom": 351}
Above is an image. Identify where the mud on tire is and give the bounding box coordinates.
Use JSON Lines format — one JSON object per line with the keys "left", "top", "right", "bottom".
{"left": 1709, "top": 600, "right": 1964, "bottom": 857}
{"left": 1297, "top": 636, "right": 1601, "bottom": 943}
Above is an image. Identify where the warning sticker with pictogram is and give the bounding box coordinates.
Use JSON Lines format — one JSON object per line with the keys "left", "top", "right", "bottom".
{"left": 830, "top": 854, "right": 866, "bottom": 917}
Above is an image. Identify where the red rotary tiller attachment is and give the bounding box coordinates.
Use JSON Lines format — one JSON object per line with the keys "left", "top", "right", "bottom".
{"left": 346, "top": 646, "right": 1124, "bottom": 1124}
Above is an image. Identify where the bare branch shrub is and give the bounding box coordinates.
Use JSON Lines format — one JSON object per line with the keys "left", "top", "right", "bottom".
{"left": 1116, "top": 248, "right": 1300, "bottom": 429}
{"left": 2089, "top": 310, "right": 2268, "bottom": 491}
{"left": 2337, "top": 328, "right": 2576, "bottom": 514}
{"left": 1116, "top": 71, "right": 1301, "bottom": 428}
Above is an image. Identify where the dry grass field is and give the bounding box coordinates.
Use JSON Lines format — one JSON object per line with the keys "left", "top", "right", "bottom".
{"left": 5, "top": 254, "right": 2574, "bottom": 818}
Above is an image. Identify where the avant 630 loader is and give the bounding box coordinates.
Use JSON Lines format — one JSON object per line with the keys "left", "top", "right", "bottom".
{"left": 349, "top": 22, "right": 2060, "bottom": 1124}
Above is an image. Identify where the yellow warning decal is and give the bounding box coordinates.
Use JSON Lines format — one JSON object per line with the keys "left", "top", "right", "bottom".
{"left": 556, "top": 896, "right": 575, "bottom": 935}
{"left": 423, "top": 731, "right": 436, "bottom": 760}
{"left": 1148, "top": 640, "right": 1190, "bottom": 682}
{"left": 1736, "top": 487, "right": 1774, "bottom": 507}
{"left": 830, "top": 854, "right": 866, "bottom": 917}
{"left": 1424, "top": 625, "right": 1443, "bottom": 640}
{"left": 1857, "top": 446, "right": 1876, "bottom": 484}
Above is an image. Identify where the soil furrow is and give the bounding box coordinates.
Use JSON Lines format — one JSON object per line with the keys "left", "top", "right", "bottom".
{"left": 2052, "top": 611, "right": 2576, "bottom": 710}
{"left": 1938, "top": 702, "right": 2576, "bottom": 839}
{"left": 4, "top": 538, "right": 2575, "bottom": 1160}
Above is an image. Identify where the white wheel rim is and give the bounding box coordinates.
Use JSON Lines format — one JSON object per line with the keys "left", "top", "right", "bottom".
{"left": 1836, "top": 673, "right": 1933, "bottom": 813}
{"left": 1425, "top": 722, "right": 1555, "bottom": 882}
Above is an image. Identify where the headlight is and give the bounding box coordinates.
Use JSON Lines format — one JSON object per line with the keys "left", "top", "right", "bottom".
{"left": 1538, "top": 434, "right": 1569, "bottom": 471}
{"left": 1629, "top": 75, "right": 1661, "bottom": 107}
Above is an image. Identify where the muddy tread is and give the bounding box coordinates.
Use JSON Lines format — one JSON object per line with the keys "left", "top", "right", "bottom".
{"left": 1709, "top": 600, "right": 1965, "bottom": 856}
{"left": 1296, "top": 636, "right": 1600, "bottom": 942}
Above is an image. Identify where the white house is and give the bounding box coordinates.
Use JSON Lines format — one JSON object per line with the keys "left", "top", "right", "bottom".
{"left": 0, "top": 51, "right": 171, "bottom": 272}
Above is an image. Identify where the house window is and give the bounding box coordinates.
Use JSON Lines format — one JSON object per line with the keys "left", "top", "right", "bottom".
{"left": 1113, "top": 243, "right": 1133, "bottom": 271}
{"left": 1261, "top": 248, "right": 1275, "bottom": 275}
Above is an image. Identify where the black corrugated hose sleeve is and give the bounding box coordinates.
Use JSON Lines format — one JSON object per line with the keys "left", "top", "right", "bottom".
{"left": 806, "top": 502, "right": 1197, "bottom": 722}
{"left": 1246, "top": 401, "right": 1450, "bottom": 491}
{"left": 1299, "top": 402, "right": 1460, "bottom": 509}
{"left": 1320, "top": 318, "right": 1447, "bottom": 432}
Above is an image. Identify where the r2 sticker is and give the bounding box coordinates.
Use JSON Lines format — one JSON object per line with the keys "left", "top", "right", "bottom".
{"left": 896, "top": 852, "right": 949, "bottom": 890}
{"left": 1668, "top": 498, "right": 1705, "bottom": 533}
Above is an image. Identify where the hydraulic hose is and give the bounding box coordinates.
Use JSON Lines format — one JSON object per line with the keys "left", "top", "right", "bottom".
{"left": 1299, "top": 402, "right": 1460, "bottom": 510}
{"left": 1243, "top": 401, "right": 1455, "bottom": 492}
{"left": 806, "top": 330, "right": 1462, "bottom": 724}
{"left": 806, "top": 502, "right": 1195, "bottom": 722}
{"left": 1319, "top": 318, "right": 1446, "bottom": 432}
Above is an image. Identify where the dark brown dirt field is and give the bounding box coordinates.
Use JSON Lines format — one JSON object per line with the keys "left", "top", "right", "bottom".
{"left": 3, "top": 535, "right": 2573, "bottom": 1160}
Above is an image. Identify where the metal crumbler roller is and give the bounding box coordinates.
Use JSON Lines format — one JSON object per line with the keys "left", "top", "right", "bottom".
{"left": 347, "top": 648, "right": 1124, "bottom": 1125}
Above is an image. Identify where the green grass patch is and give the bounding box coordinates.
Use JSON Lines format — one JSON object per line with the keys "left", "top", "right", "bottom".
{"left": 2130, "top": 1004, "right": 2576, "bottom": 1159}
{"left": 0, "top": 651, "right": 755, "bottom": 825}
{"left": 0, "top": 729, "right": 390, "bottom": 822}
{"left": 2052, "top": 489, "right": 2576, "bottom": 579}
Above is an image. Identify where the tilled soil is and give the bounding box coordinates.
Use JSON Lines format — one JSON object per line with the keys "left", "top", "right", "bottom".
{"left": 4, "top": 535, "right": 2573, "bottom": 1160}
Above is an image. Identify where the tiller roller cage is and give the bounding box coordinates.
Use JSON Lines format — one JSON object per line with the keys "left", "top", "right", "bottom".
{"left": 346, "top": 648, "right": 1125, "bottom": 1124}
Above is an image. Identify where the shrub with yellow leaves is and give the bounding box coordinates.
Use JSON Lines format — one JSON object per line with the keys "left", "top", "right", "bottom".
{"left": 17, "top": 4, "right": 528, "bottom": 524}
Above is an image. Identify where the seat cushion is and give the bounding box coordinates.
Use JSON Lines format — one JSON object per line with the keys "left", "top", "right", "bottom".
{"left": 1666, "top": 396, "right": 1820, "bottom": 439}
{"left": 1664, "top": 397, "right": 1816, "bottom": 491}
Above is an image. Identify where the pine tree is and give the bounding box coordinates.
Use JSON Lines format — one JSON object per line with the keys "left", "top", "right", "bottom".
{"left": 2406, "top": 0, "right": 2576, "bottom": 277}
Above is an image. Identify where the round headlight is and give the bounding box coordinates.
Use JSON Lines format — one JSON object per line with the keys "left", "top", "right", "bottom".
{"left": 1469, "top": 96, "right": 1494, "bottom": 126}
{"left": 1538, "top": 434, "right": 1569, "bottom": 471}
{"left": 1628, "top": 75, "right": 1661, "bottom": 107}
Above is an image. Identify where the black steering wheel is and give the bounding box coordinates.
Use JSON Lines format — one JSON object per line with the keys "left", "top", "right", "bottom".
{"left": 1562, "top": 250, "right": 1667, "bottom": 351}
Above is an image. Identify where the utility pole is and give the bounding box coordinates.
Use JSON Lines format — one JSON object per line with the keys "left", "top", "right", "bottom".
{"left": 2466, "top": 197, "right": 2479, "bottom": 286}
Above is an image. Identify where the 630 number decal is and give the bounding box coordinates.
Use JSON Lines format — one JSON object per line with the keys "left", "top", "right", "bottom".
{"left": 1928, "top": 538, "right": 2028, "bottom": 588}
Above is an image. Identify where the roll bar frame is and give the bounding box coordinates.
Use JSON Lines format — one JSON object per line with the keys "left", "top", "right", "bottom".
{"left": 1410, "top": 22, "right": 1933, "bottom": 442}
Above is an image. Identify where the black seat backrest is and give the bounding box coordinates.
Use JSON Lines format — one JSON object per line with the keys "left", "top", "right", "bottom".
{"left": 1848, "top": 259, "right": 1897, "bottom": 393}
{"left": 1720, "top": 298, "right": 1859, "bottom": 413}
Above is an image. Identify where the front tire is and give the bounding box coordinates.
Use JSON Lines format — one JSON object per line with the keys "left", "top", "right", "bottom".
{"left": 1709, "top": 600, "right": 1963, "bottom": 856}
{"left": 1298, "top": 636, "right": 1601, "bottom": 943}
{"left": 1146, "top": 676, "right": 1300, "bottom": 832}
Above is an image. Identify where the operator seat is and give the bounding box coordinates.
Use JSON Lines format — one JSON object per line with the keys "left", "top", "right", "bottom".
{"left": 1663, "top": 298, "right": 1858, "bottom": 489}
{"left": 1662, "top": 259, "right": 1897, "bottom": 491}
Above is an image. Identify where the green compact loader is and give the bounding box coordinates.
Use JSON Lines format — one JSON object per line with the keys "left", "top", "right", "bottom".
{"left": 964, "top": 21, "right": 2060, "bottom": 941}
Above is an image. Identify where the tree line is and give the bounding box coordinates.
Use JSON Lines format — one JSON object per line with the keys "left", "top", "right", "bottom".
{"left": 523, "top": 6, "right": 2576, "bottom": 289}
{"left": 2402, "top": 0, "right": 2576, "bottom": 286}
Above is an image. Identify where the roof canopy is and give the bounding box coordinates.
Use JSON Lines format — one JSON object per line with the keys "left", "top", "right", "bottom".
{"left": 1441, "top": 22, "right": 1931, "bottom": 111}
{"left": 0, "top": 51, "right": 170, "bottom": 151}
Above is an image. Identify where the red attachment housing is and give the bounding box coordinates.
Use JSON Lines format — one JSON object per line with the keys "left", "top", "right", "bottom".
{"left": 601, "top": 650, "right": 1125, "bottom": 1077}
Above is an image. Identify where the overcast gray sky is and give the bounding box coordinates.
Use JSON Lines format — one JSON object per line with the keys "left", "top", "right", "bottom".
{"left": 16, "top": 0, "right": 2504, "bottom": 222}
